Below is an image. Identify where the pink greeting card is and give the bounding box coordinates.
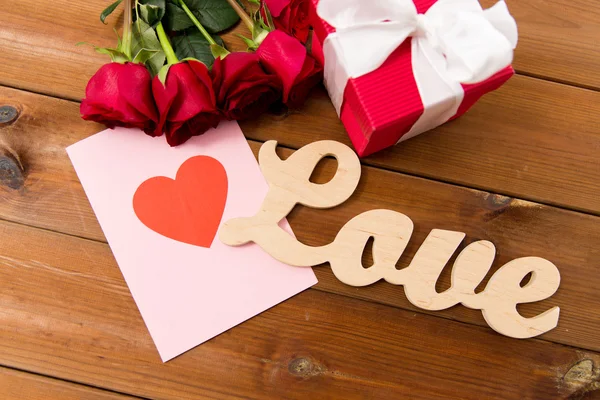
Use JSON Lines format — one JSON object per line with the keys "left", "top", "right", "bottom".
{"left": 67, "top": 122, "right": 317, "bottom": 361}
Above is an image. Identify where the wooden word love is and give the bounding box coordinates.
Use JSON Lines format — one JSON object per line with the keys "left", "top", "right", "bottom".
{"left": 220, "top": 140, "right": 561, "bottom": 338}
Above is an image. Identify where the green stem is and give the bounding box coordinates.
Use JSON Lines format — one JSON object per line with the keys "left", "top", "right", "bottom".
{"left": 122, "top": 0, "right": 133, "bottom": 60}
{"left": 224, "top": 0, "right": 254, "bottom": 32}
{"left": 178, "top": 0, "right": 216, "bottom": 45}
{"left": 156, "top": 22, "right": 179, "bottom": 65}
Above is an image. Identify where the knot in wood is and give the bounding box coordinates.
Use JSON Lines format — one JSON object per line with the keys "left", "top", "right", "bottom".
{"left": 0, "top": 154, "right": 24, "bottom": 189}
{"left": 561, "top": 358, "right": 600, "bottom": 399}
{"left": 288, "top": 357, "right": 325, "bottom": 378}
{"left": 485, "top": 193, "right": 513, "bottom": 210}
{"left": 0, "top": 105, "right": 19, "bottom": 125}
{"left": 564, "top": 359, "right": 595, "bottom": 387}
{"left": 482, "top": 193, "right": 514, "bottom": 222}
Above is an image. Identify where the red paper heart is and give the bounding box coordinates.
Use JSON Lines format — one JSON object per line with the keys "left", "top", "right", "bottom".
{"left": 133, "top": 156, "right": 228, "bottom": 248}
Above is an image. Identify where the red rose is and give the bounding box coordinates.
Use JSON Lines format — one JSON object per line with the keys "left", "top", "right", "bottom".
{"left": 257, "top": 30, "right": 323, "bottom": 108}
{"left": 81, "top": 62, "right": 158, "bottom": 135}
{"left": 211, "top": 52, "right": 281, "bottom": 121}
{"left": 264, "top": 0, "right": 311, "bottom": 43}
{"left": 152, "top": 60, "right": 220, "bottom": 146}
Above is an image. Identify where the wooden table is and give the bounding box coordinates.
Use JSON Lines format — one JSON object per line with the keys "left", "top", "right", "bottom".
{"left": 1, "top": 0, "right": 599, "bottom": 398}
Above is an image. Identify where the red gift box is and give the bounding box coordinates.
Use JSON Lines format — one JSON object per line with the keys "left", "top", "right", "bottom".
{"left": 308, "top": 0, "right": 515, "bottom": 157}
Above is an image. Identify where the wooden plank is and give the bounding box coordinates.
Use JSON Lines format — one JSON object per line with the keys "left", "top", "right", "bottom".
{"left": 0, "top": 219, "right": 598, "bottom": 399}
{"left": 0, "top": 1, "right": 247, "bottom": 102}
{"left": 0, "top": 366, "right": 138, "bottom": 399}
{"left": 242, "top": 76, "right": 600, "bottom": 215}
{"left": 3, "top": 69, "right": 600, "bottom": 217}
{"left": 481, "top": 0, "right": 600, "bottom": 89}
{"left": 4, "top": 66, "right": 600, "bottom": 218}
{"left": 0, "top": 0, "right": 598, "bottom": 100}
{"left": 0, "top": 0, "right": 116, "bottom": 102}
{"left": 0, "top": 87, "right": 105, "bottom": 240}
{"left": 2, "top": 6, "right": 599, "bottom": 212}
{"left": 1, "top": 86, "right": 600, "bottom": 353}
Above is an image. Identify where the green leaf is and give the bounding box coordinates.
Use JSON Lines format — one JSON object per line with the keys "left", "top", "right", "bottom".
{"left": 235, "top": 33, "right": 257, "bottom": 50}
{"left": 157, "top": 64, "right": 172, "bottom": 85}
{"left": 138, "top": 0, "right": 166, "bottom": 26}
{"left": 165, "top": 0, "right": 240, "bottom": 33}
{"left": 133, "top": 48, "right": 160, "bottom": 64}
{"left": 188, "top": 0, "right": 240, "bottom": 33}
{"left": 132, "top": 20, "right": 161, "bottom": 56}
{"left": 100, "top": 0, "right": 123, "bottom": 24}
{"left": 79, "top": 41, "right": 129, "bottom": 63}
{"left": 113, "top": 28, "right": 123, "bottom": 50}
{"left": 146, "top": 52, "right": 167, "bottom": 76}
{"left": 140, "top": 4, "right": 161, "bottom": 25}
{"left": 164, "top": 3, "right": 193, "bottom": 31}
{"left": 131, "top": 19, "right": 166, "bottom": 75}
{"left": 171, "top": 30, "right": 225, "bottom": 68}
{"left": 95, "top": 47, "right": 129, "bottom": 63}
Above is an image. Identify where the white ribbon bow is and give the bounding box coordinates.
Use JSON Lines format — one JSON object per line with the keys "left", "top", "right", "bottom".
{"left": 318, "top": 0, "right": 518, "bottom": 141}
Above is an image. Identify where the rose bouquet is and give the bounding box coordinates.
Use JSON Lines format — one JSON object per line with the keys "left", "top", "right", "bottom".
{"left": 81, "top": 0, "right": 323, "bottom": 146}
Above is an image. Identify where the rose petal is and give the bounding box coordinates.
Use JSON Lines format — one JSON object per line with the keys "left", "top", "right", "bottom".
{"left": 152, "top": 70, "right": 179, "bottom": 137}
{"left": 211, "top": 52, "right": 281, "bottom": 121}
{"left": 167, "top": 63, "right": 216, "bottom": 121}
{"left": 212, "top": 52, "right": 262, "bottom": 104}
{"left": 287, "top": 57, "right": 323, "bottom": 108}
{"left": 119, "top": 63, "right": 158, "bottom": 126}
{"left": 83, "top": 63, "right": 122, "bottom": 106}
{"left": 188, "top": 60, "right": 216, "bottom": 105}
{"left": 257, "top": 30, "right": 307, "bottom": 101}
{"left": 152, "top": 61, "right": 220, "bottom": 146}
{"left": 81, "top": 62, "right": 159, "bottom": 134}
{"left": 264, "top": 0, "right": 290, "bottom": 17}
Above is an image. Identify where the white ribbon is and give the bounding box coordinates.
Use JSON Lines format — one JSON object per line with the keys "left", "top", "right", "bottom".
{"left": 317, "top": 0, "right": 518, "bottom": 142}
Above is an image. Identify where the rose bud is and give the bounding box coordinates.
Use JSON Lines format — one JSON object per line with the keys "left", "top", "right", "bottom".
{"left": 80, "top": 62, "right": 158, "bottom": 135}
{"left": 264, "top": 0, "right": 311, "bottom": 43}
{"left": 152, "top": 60, "right": 221, "bottom": 146}
{"left": 211, "top": 52, "right": 281, "bottom": 121}
{"left": 256, "top": 30, "right": 323, "bottom": 109}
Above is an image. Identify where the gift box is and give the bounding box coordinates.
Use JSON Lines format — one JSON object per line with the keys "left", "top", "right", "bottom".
{"left": 308, "top": 0, "right": 518, "bottom": 157}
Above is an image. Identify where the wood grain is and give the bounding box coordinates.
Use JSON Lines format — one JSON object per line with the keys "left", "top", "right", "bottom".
{"left": 0, "top": 0, "right": 597, "bottom": 398}
{"left": 0, "top": 367, "right": 138, "bottom": 399}
{"left": 242, "top": 76, "right": 600, "bottom": 215}
{"left": 0, "top": 0, "right": 598, "bottom": 101}
{"left": 0, "top": 218, "right": 598, "bottom": 399}
{"left": 2, "top": 69, "right": 600, "bottom": 226}
{"left": 481, "top": 0, "right": 600, "bottom": 89}
{"left": 0, "top": 87, "right": 105, "bottom": 240}
{"left": 1, "top": 85, "right": 600, "bottom": 352}
{"left": 0, "top": 1, "right": 246, "bottom": 102}
{"left": 1, "top": 5, "right": 599, "bottom": 213}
